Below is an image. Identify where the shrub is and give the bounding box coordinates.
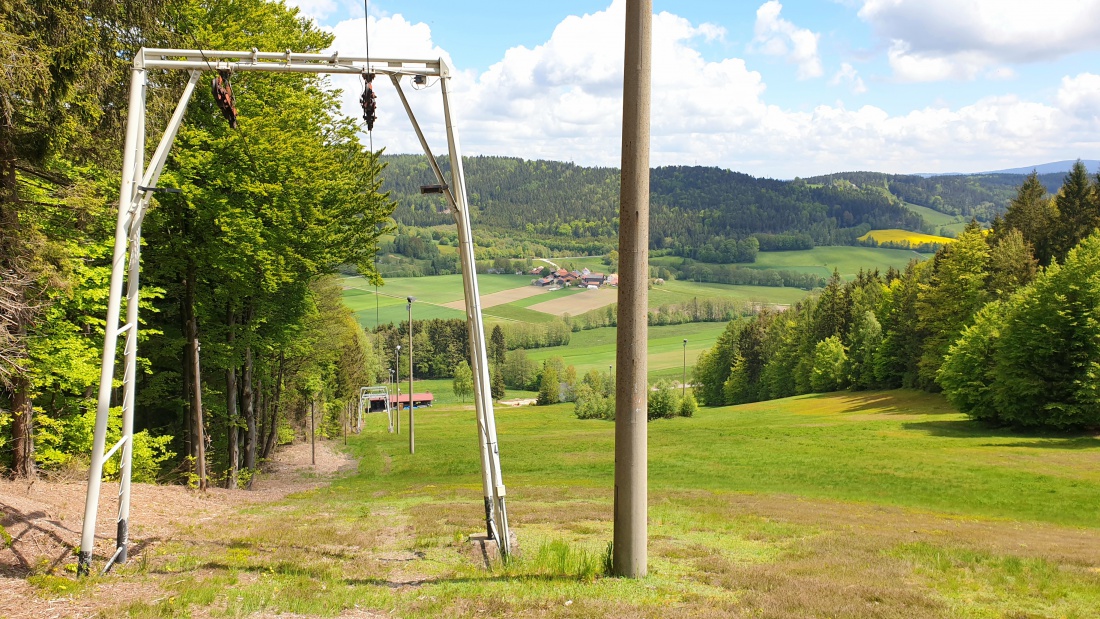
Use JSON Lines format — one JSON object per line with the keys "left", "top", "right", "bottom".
{"left": 647, "top": 381, "right": 679, "bottom": 420}
{"left": 679, "top": 391, "right": 698, "bottom": 417}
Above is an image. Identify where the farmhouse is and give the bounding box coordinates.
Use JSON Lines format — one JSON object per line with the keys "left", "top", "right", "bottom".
{"left": 582, "top": 273, "right": 605, "bottom": 287}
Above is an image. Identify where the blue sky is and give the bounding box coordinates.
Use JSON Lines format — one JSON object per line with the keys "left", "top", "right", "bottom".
{"left": 291, "top": 0, "right": 1100, "bottom": 178}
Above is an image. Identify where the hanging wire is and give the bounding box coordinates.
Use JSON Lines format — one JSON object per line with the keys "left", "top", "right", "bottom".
{"left": 363, "top": 0, "right": 377, "bottom": 196}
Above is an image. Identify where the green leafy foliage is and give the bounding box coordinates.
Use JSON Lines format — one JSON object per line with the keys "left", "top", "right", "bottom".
{"left": 452, "top": 361, "right": 473, "bottom": 402}
{"left": 647, "top": 381, "right": 679, "bottom": 420}
{"left": 810, "top": 336, "right": 848, "bottom": 393}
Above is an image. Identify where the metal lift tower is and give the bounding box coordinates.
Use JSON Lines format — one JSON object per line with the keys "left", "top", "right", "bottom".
{"left": 78, "top": 48, "right": 511, "bottom": 575}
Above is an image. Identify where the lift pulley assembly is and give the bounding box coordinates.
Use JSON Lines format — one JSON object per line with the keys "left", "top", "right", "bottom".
{"left": 212, "top": 69, "right": 238, "bottom": 129}
{"left": 361, "top": 72, "right": 378, "bottom": 131}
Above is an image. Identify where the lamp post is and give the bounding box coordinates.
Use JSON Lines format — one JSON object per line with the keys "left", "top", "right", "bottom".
{"left": 407, "top": 296, "right": 416, "bottom": 454}
{"left": 388, "top": 368, "right": 395, "bottom": 433}
{"left": 395, "top": 345, "right": 401, "bottom": 434}
{"left": 683, "top": 339, "right": 688, "bottom": 399}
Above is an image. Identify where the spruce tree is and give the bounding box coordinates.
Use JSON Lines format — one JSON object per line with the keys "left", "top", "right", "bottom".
{"left": 1053, "top": 160, "right": 1099, "bottom": 262}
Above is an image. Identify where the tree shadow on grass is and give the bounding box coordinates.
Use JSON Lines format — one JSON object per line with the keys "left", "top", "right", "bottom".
{"left": 830, "top": 390, "right": 956, "bottom": 416}
{"left": 902, "top": 419, "right": 1100, "bottom": 448}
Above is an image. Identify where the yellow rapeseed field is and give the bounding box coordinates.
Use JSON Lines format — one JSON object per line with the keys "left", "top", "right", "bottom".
{"left": 859, "top": 229, "right": 955, "bottom": 245}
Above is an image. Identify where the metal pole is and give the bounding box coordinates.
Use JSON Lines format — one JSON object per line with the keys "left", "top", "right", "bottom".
{"left": 441, "top": 67, "right": 510, "bottom": 556}
{"left": 115, "top": 82, "right": 147, "bottom": 566}
{"left": 613, "top": 0, "right": 651, "bottom": 579}
{"left": 407, "top": 298, "right": 415, "bottom": 455}
{"left": 683, "top": 339, "right": 688, "bottom": 400}
{"left": 78, "top": 64, "right": 146, "bottom": 577}
{"left": 395, "top": 346, "right": 401, "bottom": 434}
{"left": 396, "top": 69, "right": 497, "bottom": 540}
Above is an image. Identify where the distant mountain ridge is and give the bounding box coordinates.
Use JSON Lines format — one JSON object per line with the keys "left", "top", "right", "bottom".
{"left": 919, "top": 160, "right": 1100, "bottom": 177}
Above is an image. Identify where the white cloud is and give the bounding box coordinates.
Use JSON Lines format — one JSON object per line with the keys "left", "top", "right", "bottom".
{"left": 1058, "top": 73, "right": 1100, "bottom": 120}
{"left": 284, "top": 0, "right": 342, "bottom": 23}
{"left": 859, "top": 0, "right": 1100, "bottom": 81}
{"left": 751, "top": 1, "right": 823, "bottom": 80}
{"left": 830, "top": 63, "right": 867, "bottom": 94}
{"left": 322, "top": 2, "right": 1100, "bottom": 177}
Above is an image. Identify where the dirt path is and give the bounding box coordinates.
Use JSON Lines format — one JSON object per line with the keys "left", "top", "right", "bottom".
{"left": 0, "top": 440, "right": 356, "bottom": 619}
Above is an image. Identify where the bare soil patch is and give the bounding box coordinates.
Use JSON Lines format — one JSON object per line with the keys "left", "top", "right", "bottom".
{"left": 527, "top": 287, "right": 616, "bottom": 316}
{"left": 441, "top": 284, "right": 546, "bottom": 310}
{"left": 0, "top": 440, "right": 355, "bottom": 619}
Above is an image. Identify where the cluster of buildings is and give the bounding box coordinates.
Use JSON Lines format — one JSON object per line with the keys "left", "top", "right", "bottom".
{"left": 532, "top": 267, "right": 616, "bottom": 289}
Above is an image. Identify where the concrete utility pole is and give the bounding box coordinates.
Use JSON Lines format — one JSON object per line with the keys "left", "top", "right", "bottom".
{"left": 407, "top": 297, "right": 416, "bottom": 454}
{"left": 614, "top": 0, "right": 651, "bottom": 579}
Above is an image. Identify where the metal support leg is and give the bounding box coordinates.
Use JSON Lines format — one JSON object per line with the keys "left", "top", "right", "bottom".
{"left": 79, "top": 68, "right": 200, "bottom": 576}
{"left": 78, "top": 66, "right": 146, "bottom": 577}
{"left": 441, "top": 69, "right": 510, "bottom": 556}
{"left": 392, "top": 72, "right": 502, "bottom": 544}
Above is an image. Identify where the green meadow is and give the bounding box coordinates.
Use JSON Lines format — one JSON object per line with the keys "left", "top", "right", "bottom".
{"left": 744, "top": 246, "right": 926, "bottom": 278}
{"left": 107, "top": 390, "right": 1100, "bottom": 618}
{"left": 525, "top": 322, "right": 728, "bottom": 381}
{"left": 902, "top": 201, "right": 964, "bottom": 228}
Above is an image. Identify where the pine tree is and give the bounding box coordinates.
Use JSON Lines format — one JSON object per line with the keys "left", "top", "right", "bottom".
{"left": 1002, "top": 172, "right": 1057, "bottom": 266}
{"left": 489, "top": 325, "right": 507, "bottom": 367}
{"left": 1053, "top": 161, "right": 1100, "bottom": 261}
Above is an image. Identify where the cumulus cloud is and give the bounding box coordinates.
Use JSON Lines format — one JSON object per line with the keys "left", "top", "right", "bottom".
{"left": 859, "top": 0, "right": 1100, "bottom": 81}
{"left": 284, "top": 0, "right": 343, "bottom": 23}
{"left": 751, "top": 1, "right": 823, "bottom": 80}
{"left": 830, "top": 63, "right": 867, "bottom": 94}
{"left": 322, "top": 1, "right": 1100, "bottom": 177}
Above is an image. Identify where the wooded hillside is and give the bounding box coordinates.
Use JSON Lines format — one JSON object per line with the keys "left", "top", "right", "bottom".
{"left": 383, "top": 155, "right": 1054, "bottom": 258}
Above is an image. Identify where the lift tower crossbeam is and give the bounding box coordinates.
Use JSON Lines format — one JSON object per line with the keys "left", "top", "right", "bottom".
{"left": 78, "top": 48, "right": 511, "bottom": 576}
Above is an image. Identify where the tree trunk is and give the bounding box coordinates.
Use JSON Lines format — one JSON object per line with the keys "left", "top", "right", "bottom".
{"left": 10, "top": 375, "right": 34, "bottom": 478}
{"left": 183, "top": 264, "right": 207, "bottom": 490}
{"left": 242, "top": 344, "right": 256, "bottom": 482}
{"left": 255, "top": 377, "right": 266, "bottom": 461}
{"left": 225, "top": 306, "right": 239, "bottom": 489}
{"left": 261, "top": 352, "right": 284, "bottom": 461}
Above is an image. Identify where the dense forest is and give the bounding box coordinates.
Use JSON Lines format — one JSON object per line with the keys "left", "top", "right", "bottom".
{"left": 1, "top": 0, "right": 390, "bottom": 485}
{"left": 382, "top": 155, "right": 1061, "bottom": 261}
{"left": 694, "top": 164, "right": 1100, "bottom": 430}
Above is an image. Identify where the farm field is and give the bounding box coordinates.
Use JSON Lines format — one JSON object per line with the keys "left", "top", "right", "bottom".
{"left": 342, "top": 273, "right": 817, "bottom": 329}
{"left": 86, "top": 390, "right": 1100, "bottom": 618}
{"left": 901, "top": 201, "right": 963, "bottom": 228}
{"left": 525, "top": 322, "right": 730, "bottom": 380}
{"left": 743, "top": 245, "right": 927, "bottom": 278}
{"left": 859, "top": 228, "right": 955, "bottom": 245}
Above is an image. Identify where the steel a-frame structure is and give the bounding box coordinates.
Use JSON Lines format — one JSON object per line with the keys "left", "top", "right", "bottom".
{"left": 78, "top": 47, "right": 511, "bottom": 576}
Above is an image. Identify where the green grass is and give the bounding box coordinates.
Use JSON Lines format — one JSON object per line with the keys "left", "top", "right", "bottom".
{"left": 483, "top": 304, "right": 558, "bottom": 323}
{"left": 650, "top": 279, "right": 810, "bottom": 306}
{"left": 656, "top": 246, "right": 928, "bottom": 281}
{"left": 107, "top": 389, "right": 1100, "bottom": 618}
{"left": 941, "top": 221, "right": 971, "bottom": 236}
{"left": 901, "top": 201, "right": 963, "bottom": 227}
{"left": 525, "top": 323, "right": 729, "bottom": 380}
{"left": 343, "top": 274, "right": 535, "bottom": 306}
{"left": 745, "top": 245, "right": 927, "bottom": 278}
{"left": 342, "top": 274, "right": 537, "bottom": 327}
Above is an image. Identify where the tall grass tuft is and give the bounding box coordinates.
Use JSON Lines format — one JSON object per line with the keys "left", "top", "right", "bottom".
{"left": 504, "top": 540, "right": 605, "bottom": 581}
